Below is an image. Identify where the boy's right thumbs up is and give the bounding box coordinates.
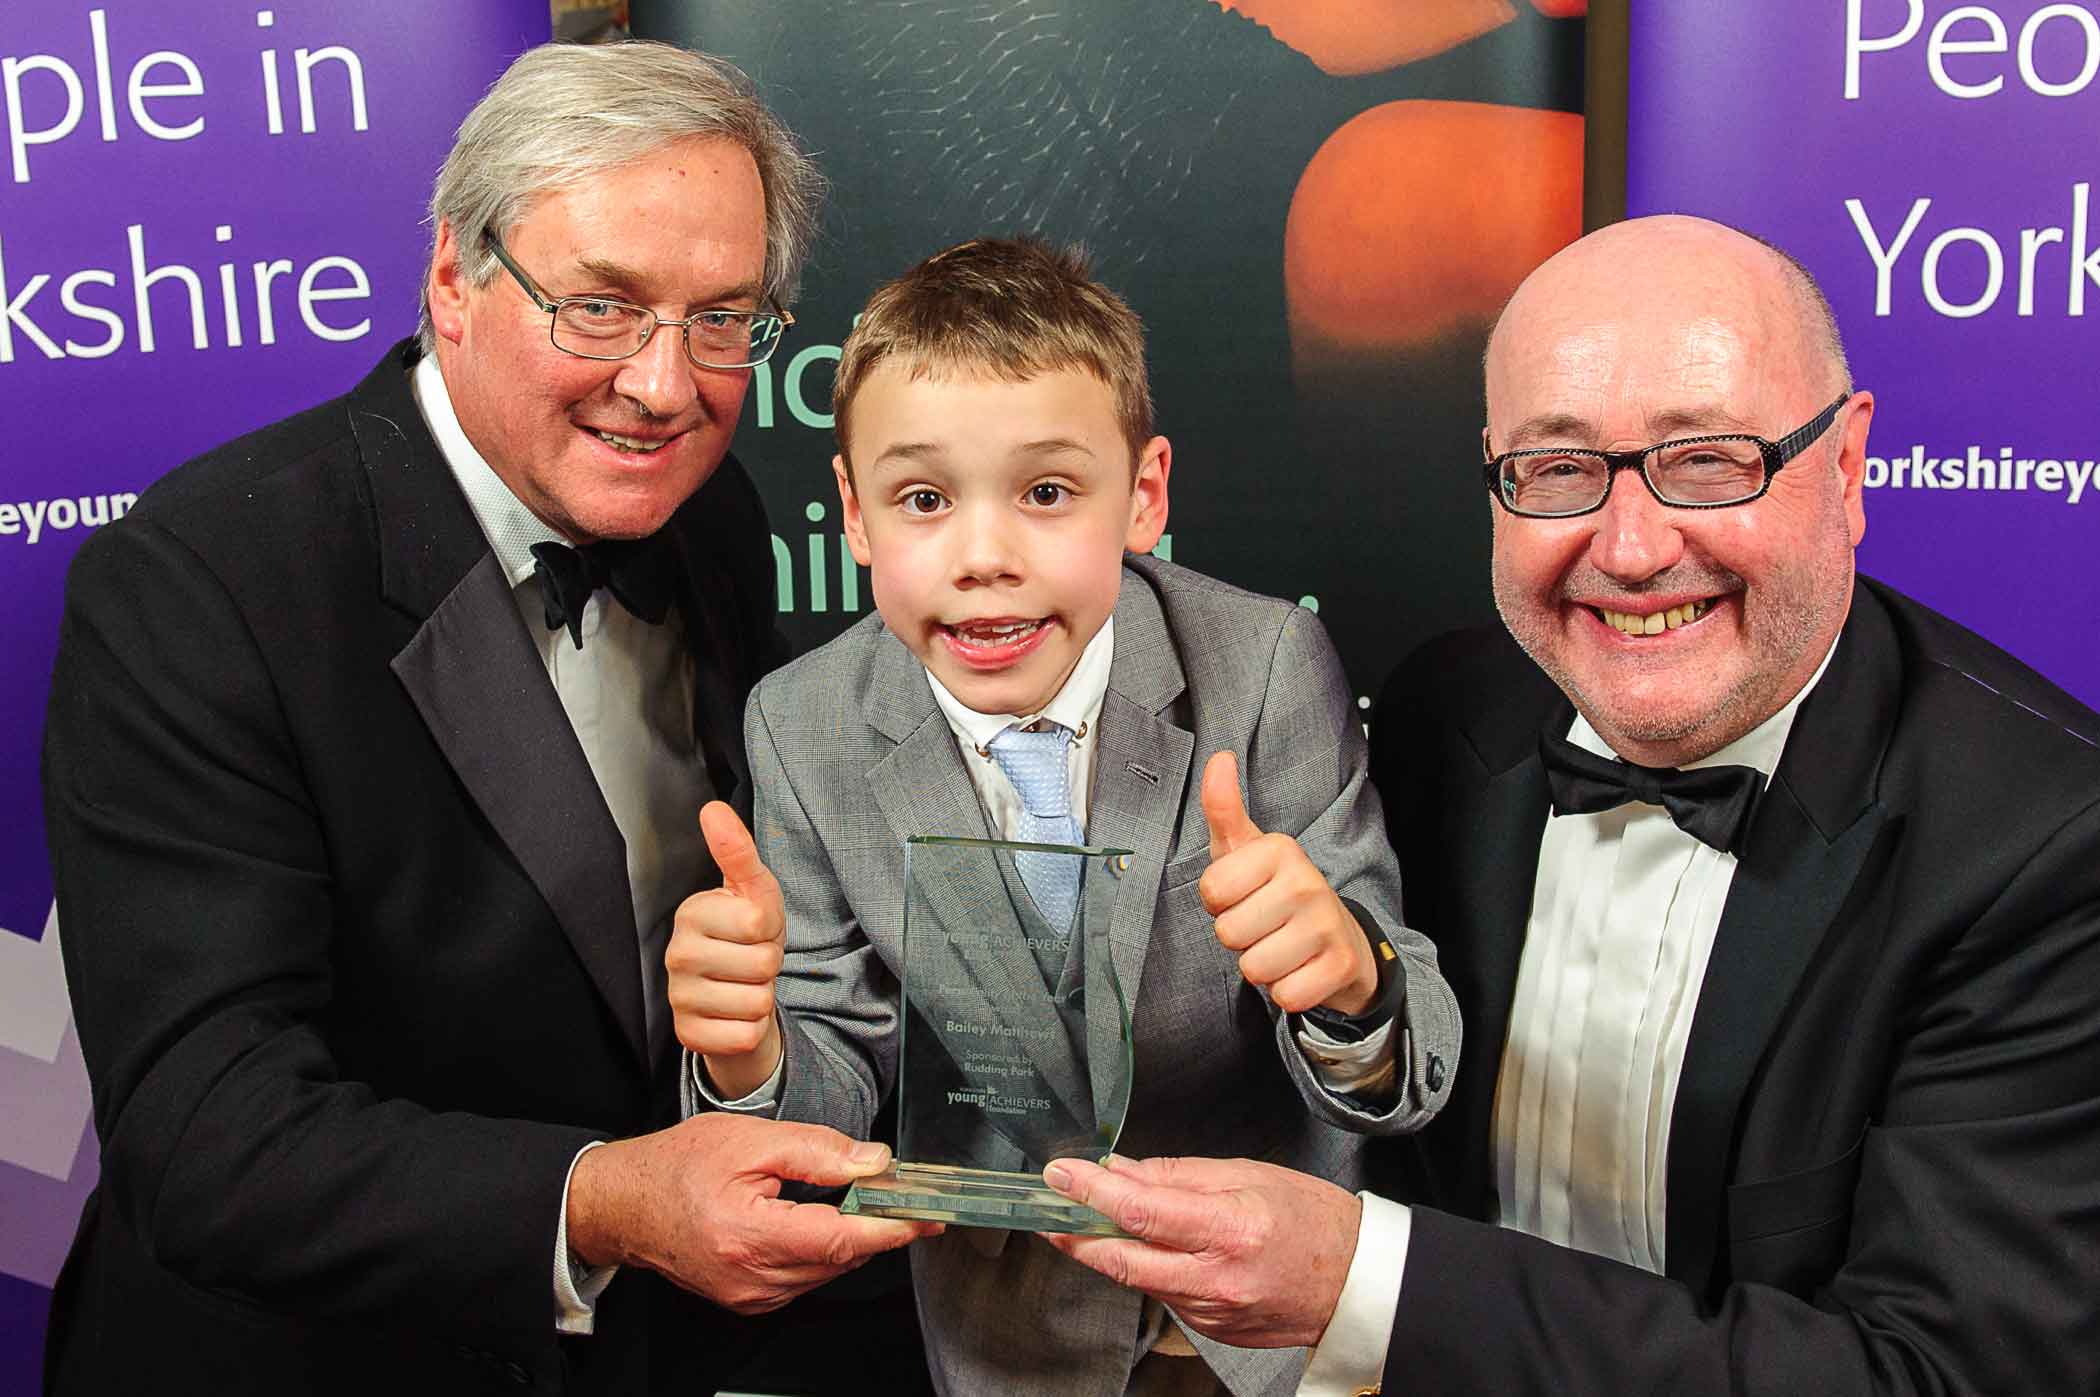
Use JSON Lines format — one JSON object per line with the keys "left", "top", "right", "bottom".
{"left": 703, "top": 800, "right": 782, "bottom": 910}
{"left": 668, "top": 801, "right": 788, "bottom": 1098}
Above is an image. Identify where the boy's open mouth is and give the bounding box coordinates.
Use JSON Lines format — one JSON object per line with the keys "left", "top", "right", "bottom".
{"left": 942, "top": 617, "right": 1052, "bottom": 666}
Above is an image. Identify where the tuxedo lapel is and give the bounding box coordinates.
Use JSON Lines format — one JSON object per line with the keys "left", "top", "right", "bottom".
{"left": 1427, "top": 692, "right": 1558, "bottom": 1218}
{"left": 1664, "top": 592, "right": 1901, "bottom": 1293}
{"left": 357, "top": 346, "right": 649, "bottom": 1071}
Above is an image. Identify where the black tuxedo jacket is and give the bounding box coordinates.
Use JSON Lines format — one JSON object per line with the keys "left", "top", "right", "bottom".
{"left": 1368, "top": 578, "right": 2100, "bottom": 1394}
{"left": 41, "top": 341, "right": 785, "bottom": 1394}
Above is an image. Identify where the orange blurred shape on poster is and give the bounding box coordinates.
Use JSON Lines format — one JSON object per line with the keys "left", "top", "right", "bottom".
{"left": 1212, "top": 0, "right": 1518, "bottom": 74}
{"left": 1284, "top": 100, "right": 1582, "bottom": 359}
{"left": 1531, "top": 0, "right": 1588, "bottom": 17}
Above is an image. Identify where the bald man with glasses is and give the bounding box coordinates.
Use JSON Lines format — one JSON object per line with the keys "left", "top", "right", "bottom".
{"left": 1037, "top": 215, "right": 2100, "bottom": 1396}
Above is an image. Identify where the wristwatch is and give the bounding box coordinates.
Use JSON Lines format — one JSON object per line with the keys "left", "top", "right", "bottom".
{"left": 1300, "top": 900, "right": 1404, "bottom": 1043}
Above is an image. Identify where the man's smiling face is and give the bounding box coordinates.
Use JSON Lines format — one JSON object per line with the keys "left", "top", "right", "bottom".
{"left": 836, "top": 362, "right": 1169, "bottom": 718}
{"left": 1484, "top": 218, "right": 1873, "bottom": 767}
{"left": 426, "top": 136, "right": 768, "bottom": 543}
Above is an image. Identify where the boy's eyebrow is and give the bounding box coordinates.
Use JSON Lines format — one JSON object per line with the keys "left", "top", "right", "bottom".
{"left": 866, "top": 437, "right": 1096, "bottom": 472}
{"left": 1014, "top": 437, "right": 1095, "bottom": 459}
{"left": 867, "top": 441, "right": 947, "bottom": 472}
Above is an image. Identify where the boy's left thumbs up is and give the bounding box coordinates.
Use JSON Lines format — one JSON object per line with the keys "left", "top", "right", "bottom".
{"left": 1202, "top": 751, "right": 1263, "bottom": 860}
{"left": 1198, "top": 750, "right": 1375, "bottom": 1015}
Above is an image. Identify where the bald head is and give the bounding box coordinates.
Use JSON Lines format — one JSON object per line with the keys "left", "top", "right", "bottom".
{"left": 1486, "top": 216, "right": 1848, "bottom": 442}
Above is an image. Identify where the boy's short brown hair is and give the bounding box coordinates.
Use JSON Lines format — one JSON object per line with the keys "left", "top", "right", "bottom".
{"left": 832, "top": 237, "right": 1155, "bottom": 474}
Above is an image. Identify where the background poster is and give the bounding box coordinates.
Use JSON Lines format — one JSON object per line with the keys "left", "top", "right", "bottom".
{"left": 635, "top": 0, "right": 1588, "bottom": 697}
{"left": 0, "top": 2, "right": 549, "bottom": 1379}
{"left": 1627, "top": 0, "right": 2098, "bottom": 706}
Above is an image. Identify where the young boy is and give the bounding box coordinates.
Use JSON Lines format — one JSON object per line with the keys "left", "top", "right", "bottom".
{"left": 669, "top": 239, "right": 1456, "bottom": 1396}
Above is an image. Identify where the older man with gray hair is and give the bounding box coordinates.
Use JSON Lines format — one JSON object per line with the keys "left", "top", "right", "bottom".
{"left": 42, "top": 41, "right": 930, "bottom": 1395}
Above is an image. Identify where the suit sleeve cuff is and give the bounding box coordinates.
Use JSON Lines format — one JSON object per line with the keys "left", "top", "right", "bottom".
{"left": 1296, "top": 1192, "right": 1410, "bottom": 1396}
{"left": 554, "top": 1141, "right": 618, "bottom": 1335}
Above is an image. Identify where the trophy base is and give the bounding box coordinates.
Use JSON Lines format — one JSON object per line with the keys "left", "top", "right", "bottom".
{"left": 841, "top": 1163, "right": 1128, "bottom": 1236}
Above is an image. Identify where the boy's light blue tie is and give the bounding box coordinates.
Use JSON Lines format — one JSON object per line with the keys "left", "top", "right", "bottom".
{"left": 986, "top": 723, "right": 1084, "bottom": 934}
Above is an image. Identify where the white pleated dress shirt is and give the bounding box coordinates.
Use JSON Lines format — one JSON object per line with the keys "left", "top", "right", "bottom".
{"left": 413, "top": 355, "right": 715, "bottom": 1334}
{"left": 1301, "top": 645, "right": 1835, "bottom": 1395}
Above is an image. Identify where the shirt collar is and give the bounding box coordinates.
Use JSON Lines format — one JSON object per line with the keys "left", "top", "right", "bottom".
{"left": 1568, "top": 634, "right": 1840, "bottom": 781}
{"left": 926, "top": 615, "right": 1116, "bottom": 751}
{"left": 411, "top": 353, "right": 566, "bottom": 587}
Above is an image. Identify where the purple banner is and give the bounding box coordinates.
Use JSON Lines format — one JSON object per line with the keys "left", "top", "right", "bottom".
{"left": 0, "top": 0, "right": 548, "bottom": 1378}
{"left": 1626, "top": 0, "right": 2098, "bottom": 708}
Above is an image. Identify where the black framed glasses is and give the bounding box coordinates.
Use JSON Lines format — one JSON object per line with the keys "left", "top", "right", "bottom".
{"left": 485, "top": 234, "right": 793, "bottom": 370}
{"left": 1483, "top": 393, "right": 1852, "bottom": 518}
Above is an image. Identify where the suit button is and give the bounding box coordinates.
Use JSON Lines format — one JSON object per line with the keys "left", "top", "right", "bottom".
{"left": 1426, "top": 1053, "right": 1446, "bottom": 1094}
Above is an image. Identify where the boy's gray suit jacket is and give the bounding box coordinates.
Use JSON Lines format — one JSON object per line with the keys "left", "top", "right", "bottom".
{"left": 702, "top": 553, "right": 1458, "bottom": 1397}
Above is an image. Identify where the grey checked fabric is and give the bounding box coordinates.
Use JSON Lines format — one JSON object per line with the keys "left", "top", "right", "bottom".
{"left": 988, "top": 722, "right": 1084, "bottom": 933}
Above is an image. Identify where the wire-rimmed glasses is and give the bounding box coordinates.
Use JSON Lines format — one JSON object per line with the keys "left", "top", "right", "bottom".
{"left": 485, "top": 234, "right": 793, "bottom": 370}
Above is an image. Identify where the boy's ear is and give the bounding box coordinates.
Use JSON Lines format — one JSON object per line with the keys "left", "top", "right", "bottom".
{"left": 835, "top": 456, "right": 874, "bottom": 567}
{"left": 1124, "top": 435, "right": 1172, "bottom": 555}
{"left": 426, "top": 219, "right": 470, "bottom": 347}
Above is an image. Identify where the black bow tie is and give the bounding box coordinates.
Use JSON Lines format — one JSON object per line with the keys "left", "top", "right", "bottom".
{"left": 529, "top": 537, "right": 679, "bottom": 649}
{"left": 1538, "top": 731, "right": 1763, "bottom": 856}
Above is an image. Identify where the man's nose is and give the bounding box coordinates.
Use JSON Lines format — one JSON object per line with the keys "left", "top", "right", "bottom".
{"left": 1587, "top": 466, "right": 1684, "bottom": 582}
{"left": 612, "top": 323, "right": 702, "bottom": 419}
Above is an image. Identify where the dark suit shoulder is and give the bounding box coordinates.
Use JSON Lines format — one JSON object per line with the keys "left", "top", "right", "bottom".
{"left": 1859, "top": 578, "right": 2100, "bottom": 837}
{"left": 1374, "top": 623, "right": 1561, "bottom": 756}
{"left": 83, "top": 347, "right": 429, "bottom": 603}
{"left": 144, "top": 391, "right": 354, "bottom": 509}
{"left": 126, "top": 346, "right": 417, "bottom": 536}
{"left": 676, "top": 450, "right": 772, "bottom": 573}
{"left": 1865, "top": 576, "right": 2100, "bottom": 751}
{"left": 64, "top": 393, "right": 378, "bottom": 639}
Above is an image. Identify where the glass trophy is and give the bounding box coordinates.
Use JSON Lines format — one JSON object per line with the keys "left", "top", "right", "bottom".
{"left": 841, "top": 835, "right": 1135, "bottom": 1236}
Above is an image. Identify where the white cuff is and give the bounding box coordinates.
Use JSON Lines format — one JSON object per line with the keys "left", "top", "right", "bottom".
{"left": 554, "top": 1141, "right": 619, "bottom": 1335}
{"left": 1297, "top": 1017, "right": 1398, "bottom": 1101}
{"left": 1296, "top": 1192, "right": 1409, "bottom": 1396}
{"left": 686, "top": 1041, "right": 786, "bottom": 1113}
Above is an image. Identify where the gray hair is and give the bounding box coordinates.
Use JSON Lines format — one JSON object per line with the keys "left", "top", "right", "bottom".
{"left": 417, "top": 40, "right": 823, "bottom": 352}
